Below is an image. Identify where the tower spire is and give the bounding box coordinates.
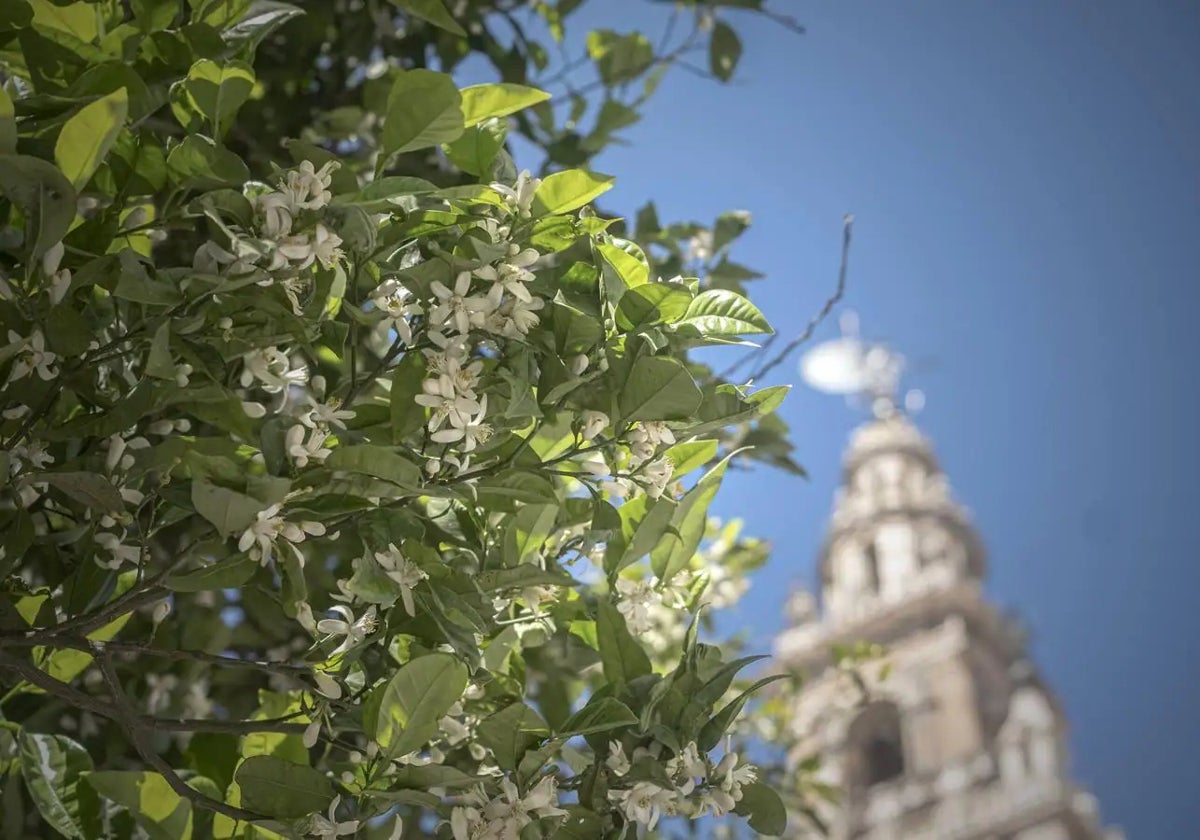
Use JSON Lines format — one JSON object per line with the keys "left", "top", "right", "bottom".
{"left": 778, "top": 317, "right": 1122, "bottom": 840}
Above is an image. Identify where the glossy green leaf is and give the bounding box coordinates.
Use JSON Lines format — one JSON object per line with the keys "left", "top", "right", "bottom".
{"left": 0, "top": 155, "right": 77, "bottom": 262}
{"left": 531, "top": 169, "right": 614, "bottom": 216}
{"left": 191, "top": 480, "right": 265, "bottom": 536}
{"left": 614, "top": 281, "right": 693, "bottom": 331}
{"left": 234, "top": 755, "right": 333, "bottom": 819}
{"left": 673, "top": 289, "right": 771, "bottom": 336}
{"left": 382, "top": 69, "right": 464, "bottom": 157}
{"left": 165, "top": 556, "right": 257, "bottom": 592}
{"left": 38, "top": 472, "right": 124, "bottom": 513}
{"left": 0, "top": 87, "right": 15, "bottom": 154}
{"left": 179, "top": 60, "right": 255, "bottom": 138}
{"left": 375, "top": 653, "right": 468, "bottom": 759}
{"left": 559, "top": 697, "right": 637, "bottom": 737}
{"left": 145, "top": 321, "right": 175, "bottom": 380}
{"left": 733, "top": 781, "right": 787, "bottom": 836}
{"left": 85, "top": 771, "right": 193, "bottom": 840}
{"left": 54, "top": 87, "right": 128, "bottom": 190}
{"left": 617, "top": 356, "right": 703, "bottom": 422}
{"left": 444, "top": 119, "right": 507, "bottom": 176}
{"left": 165, "top": 135, "right": 250, "bottom": 188}
{"left": 502, "top": 503, "right": 559, "bottom": 566}
{"left": 596, "top": 600, "right": 651, "bottom": 683}
{"left": 461, "top": 83, "right": 551, "bottom": 127}
{"left": 388, "top": 0, "right": 466, "bottom": 36}
{"left": 18, "top": 733, "right": 99, "bottom": 840}
{"left": 326, "top": 445, "right": 423, "bottom": 489}
{"left": 614, "top": 496, "right": 675, "bottom": 573}
{"left": 476, "top": 564, "right": 576, "bottom": 592}
{"left": 476, "top": 702, "right": 550, "bottom": 770}
{"left": 651, "top": 452, "right": 734, "bottom": 582}
{"left": 131, "top": 0, "right": 178, "bottom": 31}
{"left": 664, "top": 440, "right": 718, "bottom": 479}
{"left": 28, "top": 0, "right": 98, "bottom": 42}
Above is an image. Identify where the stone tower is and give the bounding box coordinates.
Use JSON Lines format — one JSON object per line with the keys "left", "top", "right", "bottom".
{"left": 773, "top": 411, "right": 1124, "bottom": 840}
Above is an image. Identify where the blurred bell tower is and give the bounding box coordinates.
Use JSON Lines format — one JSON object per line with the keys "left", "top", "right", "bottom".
{"left": 776, "top": 315, "right": 1124, "bottom": 840}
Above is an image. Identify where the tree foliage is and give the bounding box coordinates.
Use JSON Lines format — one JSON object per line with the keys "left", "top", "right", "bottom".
{"left": 0, "top": 1, "right": 810, "bottom": 837}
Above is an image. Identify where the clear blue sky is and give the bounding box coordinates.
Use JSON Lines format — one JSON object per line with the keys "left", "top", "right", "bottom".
{"left": 472, "top": 2, "right": 1200, "bottom": 835}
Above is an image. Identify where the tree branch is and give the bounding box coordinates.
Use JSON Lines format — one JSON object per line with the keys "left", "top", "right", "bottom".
{"left": 721, "top": 214, "right": 854, "bottom": 383}
{"left": 94, "top": 652, "right": 271, "bottom": 824}
{"left": 0, "top": 634, "right": 309, "bottom": 679}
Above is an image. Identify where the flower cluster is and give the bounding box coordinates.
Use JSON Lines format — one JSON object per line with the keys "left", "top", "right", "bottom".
{"left": 450, "top": 776, "right": 566, "bottom": 840}
{"left": 607, "top": 741, "right": 759, "bottom": 827}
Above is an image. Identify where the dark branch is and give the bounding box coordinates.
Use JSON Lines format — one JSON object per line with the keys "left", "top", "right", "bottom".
{"left": 724, "top": 214, "right": 854, "bottom": 383}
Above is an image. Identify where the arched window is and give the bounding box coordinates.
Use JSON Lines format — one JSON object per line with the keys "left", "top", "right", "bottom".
{"left": 863, "top": 540, "right": 880, "bottom": 593}
{"left": 846, "top": 702, "right": 906, "bottom": 789}
{"left": 865, "top": 731, "right": 905, "bottom": 785}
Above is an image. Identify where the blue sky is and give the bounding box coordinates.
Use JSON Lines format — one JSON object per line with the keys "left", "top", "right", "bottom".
{"left": 506, "top": 1, "right": 1199, "bottom": 836}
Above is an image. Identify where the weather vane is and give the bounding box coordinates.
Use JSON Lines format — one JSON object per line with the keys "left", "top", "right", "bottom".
{"left": 798, "top": 311, "right": 924, "bottom": 418}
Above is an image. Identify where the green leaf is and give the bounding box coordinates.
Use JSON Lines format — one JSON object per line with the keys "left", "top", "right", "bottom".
{"left": 596, "top": 600, "right": 651, "bottom": 684}
{"left": 617, "top": 356, "right": 703, "bottom": 422}
{"left": 179, "top": 59, "right": 255, "bottom": 138}
{"left": 0, "top": 87, "right": 15, "bottom": 155}
{"left": 698, "top": 674, "right": 788, "bottom": 751}
{"left": 221, "top": 1, "right": 303, "bottom": 53}
{"left": 586, "top": 30, "right": 653, "bottom": 85}
{"left": 502, "top": 503, "right": 558, "bottom": 566}
{"left": 131, "top": 0, "right": 178, "bottom": 31}
{"left": 85, "top": 771, "right": 193, "bottom": 840}
{"left": 711, "top": 209, "right": 751, "bottom": 252}
{"left": 326, "top": 445, "right": 422, "bottom": 489}
{"left": 733, "top": 781, "right": 787, "bottom": 836}
{"left": 476, "top": 564, "right": 576, "bottom": 592}
{"left": 460, "top": 83, "right": 551, "bottom": 127}
{"left": 596, "top": 240, "right": 651, "bottom": 295}
{"left": 145, "top": 321, "right": 174, "bottom": 380}
{"left": 388, "top": 0, "right": 466, "bottom": 36}
{"left": 709, "top": 21, "right": 743, "bottom": 82}
{"left": 0, "top": 155, "right": 77, "bottom": 263}
{"left": 614, "top": 281, "right": 692, "bottom": 331}
{"left": 389, "top": 351, "right": 427, "bottom": 441}
{"left": 664, "top": 440, "right": 718, "bottom": 479}
{"left": 382, "top": 69, "right": 464, "bottom": 157}
{"left": 38, "top": 472, "right": 124, "bottom": 513}
{"left": 28, "top": 0, "right": 98, "bottom": 42}
{"left": 375, "top": 653, "right": 468, "bottom": 759}
{"left": 165, "top": 135, "right": 250, "bottom": 189}
{"left": 165, "top": 556, "right": 257, "bottom": 592}
{"left": 390, "top": 765, "right": 485, "bottom": 790}
{"left": 444, "top": 119, "right": 507, "bottom": 176}
{"left": 54, "top": 87, "right": 128, "bottom": 190}
{"left": 18, "top": 732, "right": 99, "bottom": 840}
{"left": 673, "top": 289, "right": 771, "bottom": 337}
{"left": 234, "top": 755, "right": 333, "bottom": 820}
{"left": 531, "top": 169, "right": 614, "bottom": 216}
{"left": 184, "top": 733, "right": 239, "bottom": 793}
{"left": 613, "top": 497, "right": 675, "bottom": 573}
{"left": 650, "top": 453, "right": 733, "bottom": 582}
{"left": 191, "top": 480, "right": 265, "bottom": 536}
{"left": 559, "top": 697, "right": 637, "bottom": 737}
{"left": 476, "top": 702, "right": 550, "bottom": 771}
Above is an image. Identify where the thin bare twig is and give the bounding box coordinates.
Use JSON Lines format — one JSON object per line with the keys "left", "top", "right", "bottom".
{"left": 722, "top": 214, "right": 854, "bottom": 383}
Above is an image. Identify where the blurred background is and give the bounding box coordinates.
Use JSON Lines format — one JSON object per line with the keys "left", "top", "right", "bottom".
{"left": 513, "top": 1, "right": 1199, "bottom": 836}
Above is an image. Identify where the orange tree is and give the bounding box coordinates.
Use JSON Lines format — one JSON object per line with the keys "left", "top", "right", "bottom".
{"left": 0, "top": 1, "right": 811, "bottom": 837}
